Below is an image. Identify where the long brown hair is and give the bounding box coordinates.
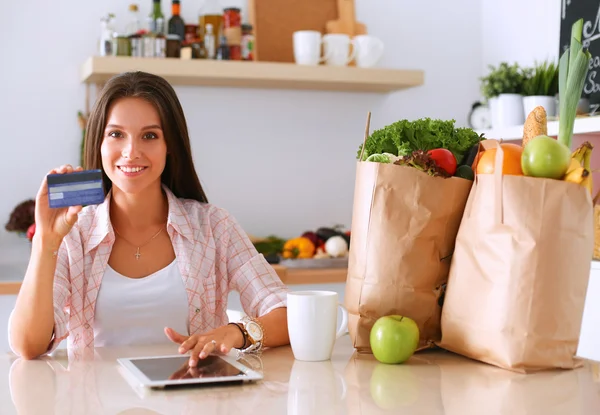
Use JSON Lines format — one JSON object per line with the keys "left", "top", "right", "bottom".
{"left": 83, "top": 71, "right": 208, "bottom": 203}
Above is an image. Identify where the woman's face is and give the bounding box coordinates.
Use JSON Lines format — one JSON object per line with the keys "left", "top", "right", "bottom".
{"left": 101, "top": 97, "right": 168, "bottom": 196}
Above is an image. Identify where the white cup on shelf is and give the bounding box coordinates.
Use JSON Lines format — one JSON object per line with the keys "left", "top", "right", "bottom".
{"left": 293, "top": 30, "right": 328, "bottom": 66}
{"left": 322, "top": 34, "right": 356, "bottom": 66}
{"left": 353, "top": 35, "right": 385, "bottom": 68}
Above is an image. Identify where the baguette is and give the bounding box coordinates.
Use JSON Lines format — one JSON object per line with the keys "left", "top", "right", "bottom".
{"left": 522, "top": 106, "right": 548, "bottom": 147}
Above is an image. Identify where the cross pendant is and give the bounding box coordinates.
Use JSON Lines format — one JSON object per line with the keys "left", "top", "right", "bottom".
{"left": 135, "top": 247, "right": 141, "bottom": 260}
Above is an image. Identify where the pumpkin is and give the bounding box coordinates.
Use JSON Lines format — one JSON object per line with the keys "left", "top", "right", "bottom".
{"left": 475, "top": 143, "right": 524, "bottom": 176}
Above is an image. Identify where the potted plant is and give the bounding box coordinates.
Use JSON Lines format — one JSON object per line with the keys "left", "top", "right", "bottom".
{"left": 480, "top": 62, "right": 528, "bottom": 128}
{"left": 522, "top": 60, "right": 559, "bottom": 119}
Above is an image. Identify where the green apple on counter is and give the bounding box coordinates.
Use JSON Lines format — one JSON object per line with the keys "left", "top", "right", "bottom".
{"left": 369, "top": 315, "right": 419, "bottom": 364}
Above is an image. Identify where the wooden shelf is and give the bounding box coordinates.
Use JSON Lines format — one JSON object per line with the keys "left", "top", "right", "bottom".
{"left": 80, "top": 56, "right": 424, "bottom": 93}
{"left": 278, "top": 267, "right": 347, "bottom": 285}
{"left": 477, "top": 115, "right": 600, "bottom": 141}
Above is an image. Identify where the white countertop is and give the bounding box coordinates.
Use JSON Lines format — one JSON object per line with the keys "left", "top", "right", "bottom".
{"left": 1, "top": 335, "right": 599, "bottom": 414}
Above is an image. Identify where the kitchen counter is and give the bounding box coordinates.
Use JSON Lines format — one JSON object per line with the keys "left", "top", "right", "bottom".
{"left": 1, "top": 335, "right": 599, "bottom": 414}
{"left": 0, "top": 237, "right": 348, "bottom": 294}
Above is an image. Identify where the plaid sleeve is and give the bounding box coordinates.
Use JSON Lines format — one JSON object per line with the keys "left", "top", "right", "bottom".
{"left": 45, "top": 238, "right": 72, "bottom": 354}
{"left": 215, "top": 211, "right": 288, "bottom": 317}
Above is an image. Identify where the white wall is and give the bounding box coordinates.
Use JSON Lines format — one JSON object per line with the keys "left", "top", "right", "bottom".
{"left": 0, "top": 0, "right": 482, "bottom": 244}
{"left": 481, "top": 0, "right": 561, "bottom": 71}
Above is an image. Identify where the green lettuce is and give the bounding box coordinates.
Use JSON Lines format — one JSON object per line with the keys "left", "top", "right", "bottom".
{"left": 357, "top": 118, "right": 482, "bottom": 162}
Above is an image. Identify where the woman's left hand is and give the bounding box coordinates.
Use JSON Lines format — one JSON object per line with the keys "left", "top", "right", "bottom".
{"left": 164, "top": 325, "right": 245, "bottom": 367}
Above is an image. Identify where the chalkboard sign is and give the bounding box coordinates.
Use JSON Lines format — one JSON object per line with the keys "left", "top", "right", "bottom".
{"left": 560, "top": 0, "right": 600, "bottom": 115}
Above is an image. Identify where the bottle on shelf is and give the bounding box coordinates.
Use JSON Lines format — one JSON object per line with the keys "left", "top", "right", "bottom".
{"left": 126, "top": 4, "right": 141, "bottom": 36}
{"left": 241, "top": 23, "right": 254, "bottom": 61}
{"left": 99, "top": 13, "right": 117, "bottom": 56}
{"left": 216, "top": 34, "right": 229, "bottom": 60}
{"left": 168, "top": 0, "right": 185, "bottom": 42}
{"left": 143, "top": 16, "right": 157, "bottom": 57}
{"left": 149, "top": 0, "right": 165, "bottom": 34}
{"left": 198, "top": 0, "right": 222, "bottom": 55}
{"left": 204, "top": 23, "right": 216, "bottom": 59}
{"left": 223, "top": 7, "right": 241, "bottom": 60}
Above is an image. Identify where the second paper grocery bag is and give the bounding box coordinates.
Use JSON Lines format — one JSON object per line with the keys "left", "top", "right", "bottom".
{"left": 438, "top": 139, "right": 594, "bottom": 373}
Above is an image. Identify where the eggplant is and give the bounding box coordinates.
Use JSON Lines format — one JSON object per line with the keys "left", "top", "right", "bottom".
{"left": 459, "top": 142, "right": 481, "bottom": 168}
{"left": 316, "top": 227, "right": 342, "bottom": 242}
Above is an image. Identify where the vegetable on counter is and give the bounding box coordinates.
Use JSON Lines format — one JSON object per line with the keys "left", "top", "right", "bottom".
{"left": 357, "top": 118, "right": 482, "bottom": 163}
{"left": 282, "top": 237, "right": 316, "bottom": 259}
{"left": 325, "top": 236, "right": 349, "bottom": 258}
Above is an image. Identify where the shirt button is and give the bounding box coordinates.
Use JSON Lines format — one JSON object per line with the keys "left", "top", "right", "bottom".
{"left": 195, "top": 308, "right": 200, "bottom": 313}
{"left": 84, "top": 323, "right": 90, "bottom": 329}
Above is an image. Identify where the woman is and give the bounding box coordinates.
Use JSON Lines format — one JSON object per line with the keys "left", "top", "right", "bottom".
{"left": 9, "top": 71, "right": 290, "bottom": 366}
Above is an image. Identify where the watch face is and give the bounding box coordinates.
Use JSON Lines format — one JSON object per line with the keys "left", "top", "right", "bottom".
{"left": 246, "top": 321, "right": 263, "bottom": 341}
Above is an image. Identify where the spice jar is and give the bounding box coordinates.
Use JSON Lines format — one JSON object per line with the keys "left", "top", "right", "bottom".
{"left": 241, "top": 24, "right": 254, "bottom": 61}
{"left": 223, "top": 7, "right": 241, "bottom": 60}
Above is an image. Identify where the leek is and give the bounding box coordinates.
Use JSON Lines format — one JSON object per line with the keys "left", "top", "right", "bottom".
{"left": 558, "top": 18, "right": 592, "bottom": 149}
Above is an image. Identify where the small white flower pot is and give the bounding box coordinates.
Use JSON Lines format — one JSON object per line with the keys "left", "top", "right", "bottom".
{"left": 523, "top": 95, "right": 557, "bottom": 119}
{"left": 489, "top": 93, "right": 525, "bottom": 128}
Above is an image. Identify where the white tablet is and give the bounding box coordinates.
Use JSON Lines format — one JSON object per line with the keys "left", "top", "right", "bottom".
{"left": 117, "top": 354, "right": 263, "bottom": 389}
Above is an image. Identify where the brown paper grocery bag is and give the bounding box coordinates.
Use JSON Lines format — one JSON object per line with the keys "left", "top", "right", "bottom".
{"left": 345, "top": 160, "right": 473, "bottom": 352}
{"left": 438, "top": 139, "right": 594, "bottom": 373}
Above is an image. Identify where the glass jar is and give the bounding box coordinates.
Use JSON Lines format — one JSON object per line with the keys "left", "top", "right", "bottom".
{"left": 241, "top": 24, "right": 254, "bottom": 61}
{"left": 223, "top": 7, "right": 241, "bottom": 46}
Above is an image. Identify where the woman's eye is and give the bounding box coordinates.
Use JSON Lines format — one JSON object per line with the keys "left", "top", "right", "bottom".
{"left": 143, "top": 132, "right": 158, "bottom": 140}
{"left": 108, "top": 131, "right": 122, "bottom": 138}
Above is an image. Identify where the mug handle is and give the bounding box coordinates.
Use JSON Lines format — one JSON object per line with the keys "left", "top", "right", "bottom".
{"left": 319, "top": 38, "right": 332, "bottom": 63}
{"left": 336, "top": 303, "right": 349, "bottom": 339}
{"left": 345, "top": 39, "right": 358, "bottom": 65}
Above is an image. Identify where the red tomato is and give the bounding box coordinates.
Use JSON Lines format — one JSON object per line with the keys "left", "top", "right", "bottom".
{"left": 427, "top": 149, "right": 457, "bottom": 175}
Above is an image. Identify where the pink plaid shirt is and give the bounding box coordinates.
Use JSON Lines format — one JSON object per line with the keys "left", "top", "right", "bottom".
{"left": 45, "top": 185, "right": 288, "bottom": 353}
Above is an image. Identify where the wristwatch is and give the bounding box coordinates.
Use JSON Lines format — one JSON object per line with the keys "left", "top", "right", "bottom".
{"left": 238, "top": 316, "right": 264, "bottom": 354}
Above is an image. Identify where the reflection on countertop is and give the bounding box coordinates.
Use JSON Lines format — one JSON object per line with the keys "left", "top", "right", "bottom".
{"left": 2, "top": 335, "right": 599, "bottom": 415}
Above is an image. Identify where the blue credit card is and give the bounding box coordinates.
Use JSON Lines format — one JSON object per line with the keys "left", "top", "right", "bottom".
{"left": 47, "top": 169, "right": 106, "bottom": 208}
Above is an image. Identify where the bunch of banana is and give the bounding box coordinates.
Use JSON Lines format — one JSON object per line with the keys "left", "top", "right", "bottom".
{"left": 563, "top": 141, "right": 594, "bottom": 195}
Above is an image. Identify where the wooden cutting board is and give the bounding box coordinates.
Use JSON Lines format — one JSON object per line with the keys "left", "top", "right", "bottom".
{"left": 326, "top": 0, "right": 367, "bottom": 36}
{"left": 248, "top": 0, "right": 339, "bottom": 63}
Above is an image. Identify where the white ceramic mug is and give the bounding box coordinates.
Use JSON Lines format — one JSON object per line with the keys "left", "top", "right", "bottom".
{"left": 293, "top": 30, "right": 327, "bottom": 66}
{"left": 353, "top": 35, "right": 385, "bottom": 68}
{"left": 322, "top": 34, "right": 356, "bottom": 66}
{"left": 287, "top": 291, "right": 349, "bottom": 362}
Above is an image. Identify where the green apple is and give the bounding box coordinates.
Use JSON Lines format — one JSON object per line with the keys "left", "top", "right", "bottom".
{"left": 521, "top": 135, "right": 571, "bottom": 179}
{"left": 369, "top": 315, "right": 419, "bottom": 364}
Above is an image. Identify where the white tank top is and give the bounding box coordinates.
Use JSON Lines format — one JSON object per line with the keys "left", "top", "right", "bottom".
{"left": 93, "top": 260, "right": 190, "bottom": 347}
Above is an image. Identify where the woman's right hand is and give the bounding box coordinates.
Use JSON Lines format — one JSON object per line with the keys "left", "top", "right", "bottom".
{"left": 34, "top": 164, "right": 84, "bottom": 250}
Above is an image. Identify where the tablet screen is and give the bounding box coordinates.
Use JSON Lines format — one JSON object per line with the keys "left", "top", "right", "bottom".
{"left": 131, "top": 355, "right": 245, "bottom": 381}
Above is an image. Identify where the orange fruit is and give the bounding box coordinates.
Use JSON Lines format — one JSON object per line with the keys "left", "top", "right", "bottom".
{"left": 476, "top": 143, "right": 524, "bottom": 176}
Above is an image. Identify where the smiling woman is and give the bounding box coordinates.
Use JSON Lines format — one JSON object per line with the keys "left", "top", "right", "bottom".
{"left": 8, "top": 72, "right": 290, "bottom": 367}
